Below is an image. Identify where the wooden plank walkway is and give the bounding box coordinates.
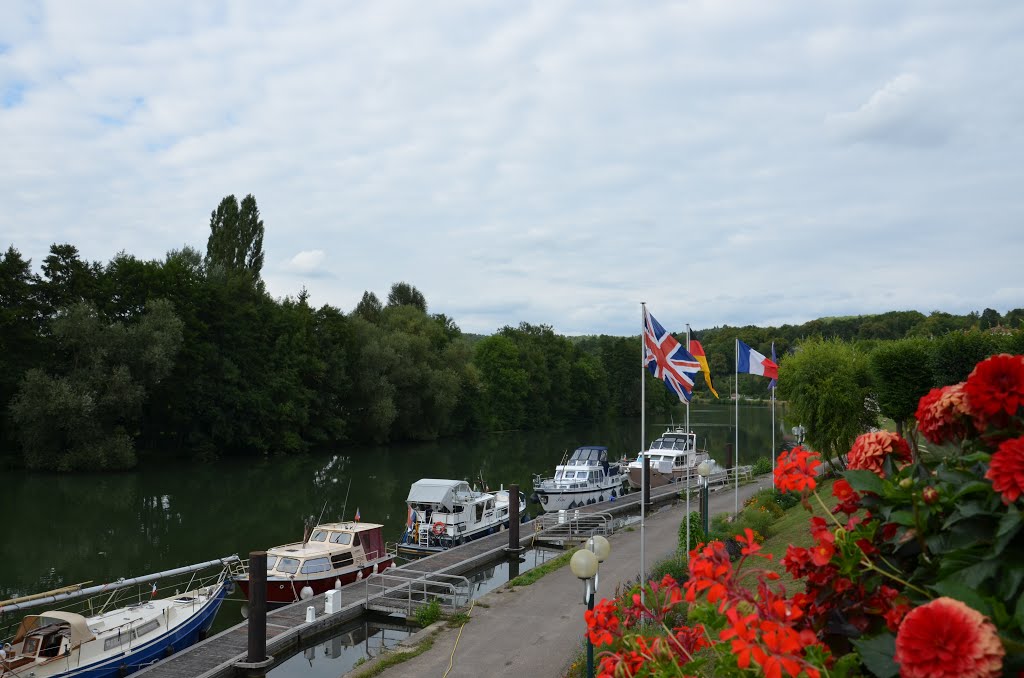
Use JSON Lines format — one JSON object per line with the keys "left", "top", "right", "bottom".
{"left": 135, "top": 482, "right": 690, "bottom": 678}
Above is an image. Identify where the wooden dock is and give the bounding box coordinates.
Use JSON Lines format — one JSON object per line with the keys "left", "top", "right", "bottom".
{"left": 135, "top": 482, "right": 690, "bottom": 678}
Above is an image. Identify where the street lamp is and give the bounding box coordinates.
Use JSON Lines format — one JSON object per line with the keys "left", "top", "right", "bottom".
{"left": 571, "top": 536, "right": 611, "bottom": 678}
{"left": 696, "top": 461, "right": 712, "bottom": 536}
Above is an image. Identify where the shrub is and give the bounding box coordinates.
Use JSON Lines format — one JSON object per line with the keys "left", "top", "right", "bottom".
{"left": 649, "top": 555, "right": 689, "bottom": 584}
{"left": 773, "top": 488, "right": 801, "bottom": 510}
{"left": 751, "top": 455, "right": 773, "bottom": 475}
{"left": 677, "top": 510, "right": 705, "bottom": 552}
{"left": 743, "top": 488, "right": 784, "bottom": 518}
{"left": 413, "top": 598, "right": 441, "bottom": 627}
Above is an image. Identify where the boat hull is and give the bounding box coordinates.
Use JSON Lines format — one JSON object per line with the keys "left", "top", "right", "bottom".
{"left": 533, "top": 481, "right": 627, "bottom": 512}
{"left": 235, "top": 557, "right": 394, "bottom": 605}
{"left": 627, "top": 466, "right": 698, "bottom": 490}
{"left": 11, "top": 584, "right": 228, "bottom": 678}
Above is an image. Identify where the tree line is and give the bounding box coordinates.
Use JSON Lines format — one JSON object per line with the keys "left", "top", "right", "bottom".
{"left": 2, "top": 194, "right": 1022, "bottom": 471}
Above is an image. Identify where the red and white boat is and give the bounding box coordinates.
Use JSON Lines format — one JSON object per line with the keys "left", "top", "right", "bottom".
{"left": 234, "top": 521, "right": 395, "bottom": 605}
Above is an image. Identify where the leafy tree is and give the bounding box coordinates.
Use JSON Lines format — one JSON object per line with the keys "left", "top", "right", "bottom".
{"left": 10, "top": 300, "right": 183, "bottom": 470}
{"left": 473, "top": 334, "right": 529, "bottom": 430}
{"left": 868, "top": 338, "right": 934, "bottom": 442}
{"left": 979, "top": 307, "right": 1002, "bottom": 330}
{"left": 39, "top": 243, "right": 101, "bottom": 314}
{"left": 353, "top": 291, "right": 383, "bottom": 323}
{"left": 0, "top": 247, "right": 45, "bottom": 458}
{"left": 930, "top": 329, "right": 998, "bottom": 386}
{"left": 386, "top": 281, "right": 427, "bottom": 313}
{"left": 204, "top": 194, "right": 265, "bottom": 284}
{"left": 778, "top": 337, "right": 877, "bottom": 472}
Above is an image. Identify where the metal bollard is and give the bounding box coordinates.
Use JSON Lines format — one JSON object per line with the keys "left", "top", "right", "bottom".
{"left": 246, "top": 551, "right": 267, "bottom": 664}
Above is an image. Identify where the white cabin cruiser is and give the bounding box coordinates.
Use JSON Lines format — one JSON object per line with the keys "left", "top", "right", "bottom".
{"left": 531, "top": 446, "right": 629, "bottom": 512}
{"left": 398, "top": 479, "right": 528, "bottom": 557}
{"left": 628, "top": 427, "right": 712, "bottom": 490}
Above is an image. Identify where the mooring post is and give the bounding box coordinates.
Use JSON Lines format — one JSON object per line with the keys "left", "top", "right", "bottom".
{"left": 247, "top": 551, "right": 268, "bottom": 664}
{"left": 508, "top": 483, "right": 522, "bottom": 552}
{"left": 643, "top": 457, "right": 651, "bottom": 508}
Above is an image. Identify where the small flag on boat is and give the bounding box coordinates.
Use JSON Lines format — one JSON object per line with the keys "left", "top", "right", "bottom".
{"left": 407, "top": 505, "right": 416, "bottom": 528}
{"left": 151, "top": 583, "right": 158, "bottom": 598}
{"left": 354, "top": 507, "right": 361, "bottom": 522}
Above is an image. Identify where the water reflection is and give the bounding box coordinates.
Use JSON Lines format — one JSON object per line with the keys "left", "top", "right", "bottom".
{"left": 267, "top": 619, "right": 413, "bottom": 678}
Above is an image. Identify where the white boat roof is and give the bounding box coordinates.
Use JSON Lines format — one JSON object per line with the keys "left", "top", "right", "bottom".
{"left": 14, "top": 611, "right": 94, "bottom": 645}
{"left": 407, "top": 479, "right": 480, "bottom": 511}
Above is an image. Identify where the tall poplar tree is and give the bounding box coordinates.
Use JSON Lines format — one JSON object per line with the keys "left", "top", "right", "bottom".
{"left": 205, "top": 194, "right": 265, "bottom": 286}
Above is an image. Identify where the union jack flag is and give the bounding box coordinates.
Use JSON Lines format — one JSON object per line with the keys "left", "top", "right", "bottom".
{"left": 643, "top": 308, "right": 701, "bottom": 402}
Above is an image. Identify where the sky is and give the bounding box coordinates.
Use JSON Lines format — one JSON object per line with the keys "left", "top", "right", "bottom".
{"left": 2, "top": 1, "right": 1023, "bottom": 336}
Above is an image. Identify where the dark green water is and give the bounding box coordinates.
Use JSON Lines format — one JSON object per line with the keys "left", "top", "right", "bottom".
{"left": 0, "top": 402, "right": 788, "bottom": 610}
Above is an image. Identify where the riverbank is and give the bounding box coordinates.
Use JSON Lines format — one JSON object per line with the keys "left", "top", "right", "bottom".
{"left": 348, "top": 476, "right": 774, "bottom": 678}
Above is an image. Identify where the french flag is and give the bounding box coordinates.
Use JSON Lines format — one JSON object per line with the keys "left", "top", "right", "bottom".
{"left": 737, "top": 339, "right": 778, "bottom": 380}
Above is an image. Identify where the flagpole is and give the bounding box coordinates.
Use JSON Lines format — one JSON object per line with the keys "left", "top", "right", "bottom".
{"left": 772, "top": 381, "right": 776, "bottom": 489}
{"left": 685, "top": 323, "right": 691, "bottom": 560}
{"left": 735, "top": 337, "right": 739, "bottom": 516}
{"left": 640, "top": 302, "right": 647, "bottom": 600}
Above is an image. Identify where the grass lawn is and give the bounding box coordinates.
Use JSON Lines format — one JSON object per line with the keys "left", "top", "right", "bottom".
{"left": 741, "top": 479, "right": 840, "bottom": 593}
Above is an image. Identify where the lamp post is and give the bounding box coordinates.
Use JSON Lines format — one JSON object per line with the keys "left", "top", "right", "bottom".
{"left": 570, "top": 535, "right": 611, "bottom": 678}
{"left": 696, "top": 461, "right": 711, "bottom": 536}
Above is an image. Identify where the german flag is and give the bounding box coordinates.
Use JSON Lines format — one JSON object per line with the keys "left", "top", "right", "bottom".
{"left": 688, "top": 340, "right": 720, "bottom": 399}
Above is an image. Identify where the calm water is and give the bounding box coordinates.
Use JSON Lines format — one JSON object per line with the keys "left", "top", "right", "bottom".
{"left": 0, "top": 402, "right": 788, "bottom": 612}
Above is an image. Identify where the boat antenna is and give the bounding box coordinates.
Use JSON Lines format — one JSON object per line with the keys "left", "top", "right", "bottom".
{"left": 338, "top": 477, "right": 353, "bottom": 522}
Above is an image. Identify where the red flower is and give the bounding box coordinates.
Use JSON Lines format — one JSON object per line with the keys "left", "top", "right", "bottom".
{"left": 985, "top": 435, "right": 1024, "bottom": 504}
{"left": 831, "top": 478, "right": 862, "bottom": 514}
{"left": 915, "top": 383, "right": 971, "bottom": 445}
{"left": 894, "top": 597, "right": 1005, "bottom": 678}
{"left": 963, "top": 353, "right": 1024, "bottom": 431}
{"left": 774, "top": 446, "right": 821, "bottom": 493}
{"left": 847, "top": 431, "right": 912, "bottom": 478}
{"left": 810, "top": 541, "right": 835, "bottom": 567}
{"left": 921, "top": 486, "right": 939, "bottom": 504}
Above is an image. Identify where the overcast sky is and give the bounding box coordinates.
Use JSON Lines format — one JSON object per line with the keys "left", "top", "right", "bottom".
{"left": 2, "top": 1, "right": 1022, "bottom": 336}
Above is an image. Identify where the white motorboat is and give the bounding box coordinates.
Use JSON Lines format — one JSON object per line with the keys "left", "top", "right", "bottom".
{"left": 531, "top": 445, "right": 629, "bottom": 512}
{"left": 627, "top": 427, "right": 712, "bottom": 490}
{"left": 398, "top": 479, "right": 527, "bottom": 557}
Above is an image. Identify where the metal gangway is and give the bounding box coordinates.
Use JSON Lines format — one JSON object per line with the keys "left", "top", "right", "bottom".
{"left": 363, "top": 569, "right": 471, "bottom": 618}
{"left": 531, "top": 510, "right": 613, "bottom": 546}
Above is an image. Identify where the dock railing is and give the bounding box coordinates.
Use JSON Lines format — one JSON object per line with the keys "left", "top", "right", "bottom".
{"left": 363, "top": 569, "right": 471, "bottom": 617}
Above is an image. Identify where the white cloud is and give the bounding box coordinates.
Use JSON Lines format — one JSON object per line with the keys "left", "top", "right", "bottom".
{"left": 1, "top": 1, "right": 1023, "bottom": 335}
{"left": 283, "top": 249, "right": 327, "bottom": 275}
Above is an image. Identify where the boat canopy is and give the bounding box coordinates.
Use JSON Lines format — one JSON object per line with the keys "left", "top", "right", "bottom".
{"left": 406, "top": 479, "right": 474, "bottom": 511}
{"left": 13, "top": 611, "right": 95, "bottom": 646}
{"left": 569, "top": 446, "right": 608, "bottom": 463}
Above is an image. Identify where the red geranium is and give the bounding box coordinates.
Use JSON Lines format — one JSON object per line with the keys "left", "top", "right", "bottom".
{"left": 894, "top": 597, "right": 1004, "bottom": 678}
{"left": 915, "top": 383, "right": 971, "bottom": 445}
{"left": 831, "top": 478, "right": 861, "bottom": 514}
{"left": 774, "top": 446, "right": 821, "bottom": 493}
{"left": 963, "top": 353, "right": 1024, "bottom": 431}
{"left": 847, "top": 431, "right": 912, "bottom": 478}
{"left": 985, "top": 435, "right": 1024, "bottom": 504}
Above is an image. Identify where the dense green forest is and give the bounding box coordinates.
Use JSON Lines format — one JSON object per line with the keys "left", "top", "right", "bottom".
{"left": 2, "top": 194, "right": 1022, "bottom": 471}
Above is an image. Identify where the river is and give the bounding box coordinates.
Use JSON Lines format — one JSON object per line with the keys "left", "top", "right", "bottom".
{"left": 0, "top": 401, "right": 789, "bottom": 619}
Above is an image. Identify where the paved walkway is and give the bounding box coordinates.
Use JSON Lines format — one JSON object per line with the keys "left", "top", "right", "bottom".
{"left": 351, "top": 476, "right": 773, "bottom": 678}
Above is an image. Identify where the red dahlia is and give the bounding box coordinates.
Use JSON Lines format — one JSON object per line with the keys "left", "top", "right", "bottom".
{"left": 985, "top": 435, "right": 1024, "bottom": 504}
{"left": 963, "top": 353, "right": 1024, "bottom": 431}
{"left": 915, "top": 383, "right": 971, "bottom": 445}
{"left": 894, "top": 597, "right": 1004, "bottom": 678}
{"left": 847, "top": 431, "right": 912, "bottom": 478}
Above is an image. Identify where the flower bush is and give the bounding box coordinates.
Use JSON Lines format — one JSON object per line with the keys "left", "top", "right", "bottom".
{"left": 584, "top": 353, "right": 1024, "bottom": 677}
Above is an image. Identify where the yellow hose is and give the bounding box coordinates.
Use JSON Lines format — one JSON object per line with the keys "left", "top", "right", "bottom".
{"left": 442, "top": 598, "right": 476, "bottom": 678}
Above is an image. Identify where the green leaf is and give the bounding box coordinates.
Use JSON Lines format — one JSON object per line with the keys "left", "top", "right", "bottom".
{"left": 1016, "top": 593, "right": 1024, "bottom": 631}
{"left": 852, "top": 632, "right": 898, "bottom": 678}
{"left": 998, "top": 567, "right": 1024, "bottom": 602}
{"left": 995, "top": 510, "right": 1023, "bottom": 555}
{"left": 958, "top": 559, "right": 1000, "bottom": 588}
{"left": 955, "top": 480, "right": 994, "bottom": 499}
{"left": 888, "top": 510, "right": 916, "bottom": 527}
{"left": 929, "top": 579, "right": 993, "bottom": 616}
{"left": 845, "top": 470, "right": 885, "bottom": 495}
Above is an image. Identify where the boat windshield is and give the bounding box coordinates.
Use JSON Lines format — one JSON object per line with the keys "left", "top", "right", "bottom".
{"left": 266, "top": 556, "right": 278, "bottom": 571}
{"left": 309, "top": 530, "right": 328, "bottom": 542}
{"left": 275, "top": 558, "right": 300, "bottom": 574}
{"left": 330, "top": 532, "right": 352, "bottom": 545}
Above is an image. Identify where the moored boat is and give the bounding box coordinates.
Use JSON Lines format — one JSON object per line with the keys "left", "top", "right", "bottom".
{"left": 233, "top": 521, "right": 394, "bottom": 605}
{"left": 0, "top": 557, "right": 236, "bottom": 678}
{"left": 627, "top": 427, "right": 712, "bottom": 490}
{"left": 398, "top": 479, "right": 528, "bottom": 557}
{"left": 531, "top": 445, "right": 629, "bottom": 512}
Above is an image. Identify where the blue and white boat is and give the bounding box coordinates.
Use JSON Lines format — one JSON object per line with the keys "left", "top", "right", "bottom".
{"left": 0, "top": 556, "right": 237, "bottom": 677}
{"left": 398, "top": 479, "right": 527, "bottom": 557}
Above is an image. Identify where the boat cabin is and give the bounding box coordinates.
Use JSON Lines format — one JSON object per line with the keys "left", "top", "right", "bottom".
{"left": 265, "top": 521, "right": 386, "bottom": 578}
{"left": 7, "top": 611, "right": 92, "bottom": 667}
